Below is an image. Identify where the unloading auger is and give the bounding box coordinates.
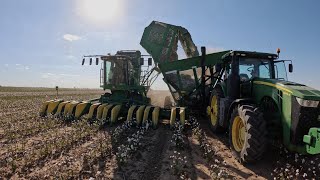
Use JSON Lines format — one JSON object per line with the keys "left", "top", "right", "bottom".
{"left": 40, "top": 50, "right": 167, "bottom": 127}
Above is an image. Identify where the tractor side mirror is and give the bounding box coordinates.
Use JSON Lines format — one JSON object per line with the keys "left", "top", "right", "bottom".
{"left": 148, "top": 58, "right": 152, "bottom": 66}
{"left": 289, "top": 64, "right": 293, "bottom": 73}
{"left": 89, "top": 58, "right": 92, "bottom": 65}
{"left": 96, "top": 58, "right": 99, "bottom": 65}
{"left": 82, "top": 58, "right": 85, "bottom": 65}
{"left": 140, "top": 58, "right": 144, "bottom": 65}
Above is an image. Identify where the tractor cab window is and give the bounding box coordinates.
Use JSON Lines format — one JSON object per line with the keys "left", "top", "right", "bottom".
{"left": 239, "top": 58, "right": 272, "bottom": 82}
{"left": 274, "top": 61, "right": 288, "bottom": 81}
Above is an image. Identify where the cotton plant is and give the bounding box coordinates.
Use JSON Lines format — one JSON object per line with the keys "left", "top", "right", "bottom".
{"left": 114, "top": 116, "right": 151, "bottom": 165}
{"left": 169, "top": 151, "right": 188, "bottom": 177}
{"left": 111, "top": 121, "right": 134, "bottom": 145}
{"left": 271, "top": 147, "right": 320, "bottom": 179}
{"left": 171, "top": 122, "right": 186, "bottom": 149}
{"left": 209, "top": 161, "right": 231, "bottom": 179}
{"left": 115, "top": 127, "right": 146, "bottom": 165}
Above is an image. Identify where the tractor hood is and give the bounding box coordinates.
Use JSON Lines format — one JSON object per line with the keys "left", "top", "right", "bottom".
{"left": 254, "top": 78, "right": 320, "bottom": 101}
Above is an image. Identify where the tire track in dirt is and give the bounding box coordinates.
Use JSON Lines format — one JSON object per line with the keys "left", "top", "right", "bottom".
{"left": 187, "top": 132, "right": 212, "bottom": 179}
{"left": 113, "top": 126, "right": 171, "bottom": 180}
{"left": 186, "top": 130, "right": 212, "bottom": 179}
{"left": 140, "top": 127, "right": 170, "bottom": 180}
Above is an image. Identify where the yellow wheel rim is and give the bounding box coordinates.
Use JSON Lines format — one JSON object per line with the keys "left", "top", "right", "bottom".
{"left": 232, "top": 116, "right": 246, "bottom": 152}
{"left": 210, "top": 95, "right": 218, "bottom": 126}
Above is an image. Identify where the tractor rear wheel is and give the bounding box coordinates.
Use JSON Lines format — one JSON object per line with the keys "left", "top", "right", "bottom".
{"left": 229, "top": 105, "right": 267, "bottom": 163}
{"left": 207, "top": 88, "right": 225, "bottom": 133}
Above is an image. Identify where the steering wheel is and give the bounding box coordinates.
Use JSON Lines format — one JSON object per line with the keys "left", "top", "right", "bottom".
{"left": 247, "top": 66, "right": 254, "bottom": 73}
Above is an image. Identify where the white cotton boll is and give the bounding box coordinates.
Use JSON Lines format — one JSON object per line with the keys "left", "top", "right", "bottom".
{"left": 303, "top": 173, "right": 307, "bottom": 178}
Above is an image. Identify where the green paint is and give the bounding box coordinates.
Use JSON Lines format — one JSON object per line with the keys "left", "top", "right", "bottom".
{"left": 304, "top": 128, "right": 320, "bottom": 154}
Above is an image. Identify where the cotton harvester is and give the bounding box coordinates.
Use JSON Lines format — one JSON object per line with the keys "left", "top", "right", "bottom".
{"left": 140, "top": 21, "right": 320, "bottom": 163}
{"left": 40, "top": 50, "right": 164, "bottom": 128}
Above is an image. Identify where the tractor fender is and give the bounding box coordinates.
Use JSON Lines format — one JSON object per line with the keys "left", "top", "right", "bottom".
{"left": 226, "top": 98, "right": 254, "bottom": 125}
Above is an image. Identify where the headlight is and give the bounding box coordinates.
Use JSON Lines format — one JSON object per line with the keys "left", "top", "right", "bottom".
{"left": 296, "top": 97, "right": 319, "bottom": 107}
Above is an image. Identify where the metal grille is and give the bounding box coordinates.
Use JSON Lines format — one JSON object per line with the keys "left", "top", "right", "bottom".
{"left": 291, "top": 97, "right": 320, "bottom": 145}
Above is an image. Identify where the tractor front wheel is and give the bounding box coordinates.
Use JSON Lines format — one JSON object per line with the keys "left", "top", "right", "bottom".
{"left": 229, "top": 105, "right": 267, "bottom": 163}
{"left": 207, "top": 88, "right": 225, "bottom": 133}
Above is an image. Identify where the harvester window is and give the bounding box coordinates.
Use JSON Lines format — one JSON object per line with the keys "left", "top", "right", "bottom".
{"left": 106, "top": 61, "right": 128, "bottom": 85}
{"left": 105, "top": 61, "right": 112, "bottom": 84}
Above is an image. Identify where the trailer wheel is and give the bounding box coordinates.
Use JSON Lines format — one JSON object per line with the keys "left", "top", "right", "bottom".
{"left": 229, "top": 105, "right": 267, "bottom": 163}
{"left": 207, "top": 88, "right": 225, "bottom": 133}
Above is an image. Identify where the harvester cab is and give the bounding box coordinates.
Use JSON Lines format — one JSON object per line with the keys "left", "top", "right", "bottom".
{"left": 40, "top": 50, "right": 162, "bottom": 128}
{"left": 141, "top": 21, "right": 320, "bottom": 163}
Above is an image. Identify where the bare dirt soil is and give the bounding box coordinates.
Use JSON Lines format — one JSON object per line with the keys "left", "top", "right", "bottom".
{"left": 1, "top": 87, "right": 320, "bottom": 179}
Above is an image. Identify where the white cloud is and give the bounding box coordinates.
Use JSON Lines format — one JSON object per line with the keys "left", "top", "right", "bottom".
{"left": 15, "top": 64, "right": 30, "bottom": 71}
{"left": 63, "top": 34, "right": 81, "bottom": 42}
{"left": 5, "top": 64, "right": 9, "bottom": 67}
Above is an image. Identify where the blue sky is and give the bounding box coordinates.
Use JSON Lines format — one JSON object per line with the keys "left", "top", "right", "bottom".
{"left": 0, "top": 0, "right": 319, "bottom": 90}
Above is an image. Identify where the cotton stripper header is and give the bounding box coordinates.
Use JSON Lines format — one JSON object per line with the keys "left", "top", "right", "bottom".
{"left": 40, "top": 50, "right": 163, "bottom": 127}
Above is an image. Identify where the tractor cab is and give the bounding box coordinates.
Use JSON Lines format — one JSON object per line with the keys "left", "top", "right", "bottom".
{"left": 220, "top": 51, "right": 293, "bottom": 99}
{"left": 237, "top": 52, "right": 290, "bottom": 82}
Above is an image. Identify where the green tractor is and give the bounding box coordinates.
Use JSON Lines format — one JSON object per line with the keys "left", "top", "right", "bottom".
{"left": 141, "top": 21, "right": 320, "bottom": 163}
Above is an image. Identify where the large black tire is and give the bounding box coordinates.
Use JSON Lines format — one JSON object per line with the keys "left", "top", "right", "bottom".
{"left": 229, "top": 105, "right": 267, "bottom": 163}
{"left": 208, "top": 88, "right": 226, "bottom": 133}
